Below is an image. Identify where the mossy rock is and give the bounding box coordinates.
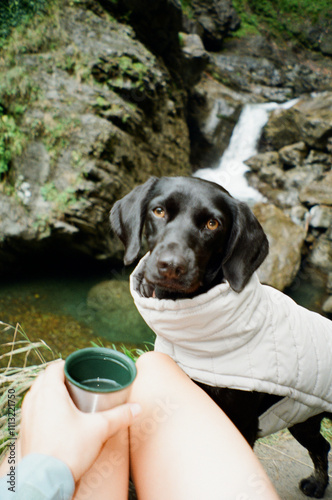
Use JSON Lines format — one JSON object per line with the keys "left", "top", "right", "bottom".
{"left": 0, "top": 1, "right": 191, "bottom": 273}
{"left": 87, "top": 280, "right": 155, "bottom": 345}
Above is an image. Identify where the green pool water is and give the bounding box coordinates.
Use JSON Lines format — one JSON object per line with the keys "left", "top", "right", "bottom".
{"left": 0, "top": 261, "right": 154, "bottom": 361}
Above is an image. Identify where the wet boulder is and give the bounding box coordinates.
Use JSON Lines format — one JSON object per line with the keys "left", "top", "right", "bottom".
{"left": 87, "top": 280, "right": 154, "bottom": 344}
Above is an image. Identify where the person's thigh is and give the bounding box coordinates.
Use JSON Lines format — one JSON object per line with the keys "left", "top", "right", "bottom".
{"left": 73, "top": 429, "right": 129, "bottom": 500}
{"left": 129, "top": 351, "right": 279, "bottom": 500}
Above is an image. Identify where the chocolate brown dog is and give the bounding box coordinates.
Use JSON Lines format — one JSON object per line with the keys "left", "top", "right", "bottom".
{"left": 111, "top": 176, "right": 332, "bottom": 498}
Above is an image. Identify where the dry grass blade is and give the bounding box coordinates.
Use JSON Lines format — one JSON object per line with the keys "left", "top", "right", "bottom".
{"left": 0, "top": 322, "right": 57, "bottom": 460}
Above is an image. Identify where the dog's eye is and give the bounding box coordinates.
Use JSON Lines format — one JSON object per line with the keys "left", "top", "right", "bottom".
{"left": 153, "top": 207, "right": 165, "bottom": 218}
{"left": 206, "top": 219, "right": 219, "bottom": 231}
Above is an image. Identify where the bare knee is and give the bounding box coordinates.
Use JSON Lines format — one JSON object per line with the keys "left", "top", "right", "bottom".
{"left": 135, "top": 350, "right": 174, "bottom": 373}
{"left": 130, "top": 351, "right": 186, "bottom": 405}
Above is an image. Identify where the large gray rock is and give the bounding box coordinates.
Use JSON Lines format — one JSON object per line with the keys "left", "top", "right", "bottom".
{"left": 261, "top": 92, "right": 332, "bottom": 151}
{"left": 191, "top": 0, "right": 240, "bottom": 51}
{"left": 253, "top": 203, "right": 306, "bottom": 291}
{"left": 99, "top": 0, "right": 209, "bottom": 88}
{"left": 179, "top": 33, "right": 210, "bottom": 87}
{"left": 246, "top": 121, "right": 331, "bottom": 211}
{"left": 321, "top": 33, "right": 332, "bottom": 56}
{"left": 299, "top": 171, "right": 332, "bottom": 206}
{"left": 0, "top": 4, "right": 191, "bottom": 274}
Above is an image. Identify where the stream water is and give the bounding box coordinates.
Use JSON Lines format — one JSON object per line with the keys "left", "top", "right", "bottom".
{"left": 0, "top": 99, "right": 326, "bottom": 360}
{"left": 195, "top": 99, "right": 299, "bottom": 204}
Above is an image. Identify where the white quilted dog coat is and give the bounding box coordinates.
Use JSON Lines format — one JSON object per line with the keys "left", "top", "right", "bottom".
{"left": 130, "top": 254, "right": 332, "bottom": 437}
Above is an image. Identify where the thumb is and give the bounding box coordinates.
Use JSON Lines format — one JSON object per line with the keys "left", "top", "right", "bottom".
{"left": 95, "top": 403, "right": 142, "bottom": 443}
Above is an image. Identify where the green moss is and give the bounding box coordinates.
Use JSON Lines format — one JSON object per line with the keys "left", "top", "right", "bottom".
{"left": 41, "top": 116, "right": 81, "bottom": 165}
{"left": 180, "top": 0, "right": 194, "bottom": 20}
{"left": 232, "top": 0, "right": 261, "bottom": 37}
{"left": 91, "top": 53, "right": 156, "bottom": 100}
{"left": 108, "top": 55, "right": 151, "bottom": 92}
{"left": 0, "top": 67, "right": 40, "bottom": 113}
{"left": 40, "top": 182, "right": 78, "bottom": 211}
{"left": 54, "top": 45, "right": 93, "bottom": 83}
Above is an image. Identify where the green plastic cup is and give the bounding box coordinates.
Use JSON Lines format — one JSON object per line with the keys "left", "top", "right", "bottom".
{"left": 64, "top": 347, "right": 137, "bottom": 412}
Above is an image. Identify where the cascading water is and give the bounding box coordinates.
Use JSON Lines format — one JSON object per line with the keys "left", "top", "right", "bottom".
{"left": 194, "top": 98, "right": 299, "bottom": 205}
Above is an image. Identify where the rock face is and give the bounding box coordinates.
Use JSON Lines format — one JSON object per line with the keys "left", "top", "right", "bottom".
{"left": 179, "top": 33, "right": 210, "bottom": 87}
{"left": 100, "top": 0, "right": 210, "bottom": 87}
{"left": 253, "top": 204, "right": 306, "bottom": 291}
{"left": 260, "top": 93, "right": 332, "bottom": 151}
{"left": 209, "top": 36, "right": 332, "bottom": 102}
{"left": 190, "top": 0, "right": 240, "bottom": 51}
{"left": 108, "top": 0, "right": 183, "bottom": 60}
{"left": 0, "top": 4, "right": 191, "bottom": 273}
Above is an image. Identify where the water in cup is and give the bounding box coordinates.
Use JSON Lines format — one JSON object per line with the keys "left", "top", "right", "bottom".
{"left": 81, "top": 378, "right": 121, "bottom": 390}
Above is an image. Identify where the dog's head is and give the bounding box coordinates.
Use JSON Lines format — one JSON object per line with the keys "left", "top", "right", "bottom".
{"left": 110, "top": 176, "right": 268, "bottom": 295}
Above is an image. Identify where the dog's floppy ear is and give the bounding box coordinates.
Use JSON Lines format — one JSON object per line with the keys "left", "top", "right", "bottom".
{"left": 110, "top": 177, "right": 158, "bottom": 265}
{"left": 222, "top": 201, "right": 268, "bottom": 292}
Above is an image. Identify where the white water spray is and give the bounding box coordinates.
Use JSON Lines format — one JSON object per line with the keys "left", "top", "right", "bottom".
{"left": 194, "top": 99, "right": 299, "bottom": 205}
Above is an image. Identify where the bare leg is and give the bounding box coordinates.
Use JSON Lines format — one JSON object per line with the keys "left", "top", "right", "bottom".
{"left": 130, "top": 352, "right": 280, "bottom": 500}
{"left": 73, "top": 429, "right": 129, "bottom": 500}
{"left": 0, "top": 430, "right": 129, "bottom": 500}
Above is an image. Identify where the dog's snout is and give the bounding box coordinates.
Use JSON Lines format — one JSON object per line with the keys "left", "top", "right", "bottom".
{"left": 157, "top": 252, "right": 188, "bottom": 280}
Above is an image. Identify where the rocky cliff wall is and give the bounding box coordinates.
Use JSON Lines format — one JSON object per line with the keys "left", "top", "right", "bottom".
{"left": 0, "top": 1, "right": 191, "bottom": 273}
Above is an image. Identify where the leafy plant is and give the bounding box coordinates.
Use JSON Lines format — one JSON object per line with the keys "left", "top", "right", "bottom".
{"left": 42, "top": 116, "right": 81, "bottom": 164}
{"left": 0, "top": 68, "right": 40, "bottom": 181}
{"left": 40, "top": 182, "right": 77, "bottom": 211}
{"left": 0, "top": 107, "right": 26, "bottom": 179}
{"left": 0, "top": 0, "right": 50, "bottom": 44}
{"left": 232, "top": 0, "right": 331, "bottom": 40}
{"left": 98, "top": 55, "right": 151, "bottom": 93}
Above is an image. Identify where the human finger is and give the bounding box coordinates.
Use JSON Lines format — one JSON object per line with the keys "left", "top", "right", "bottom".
{"left": 91, "top": 403, "right": 142, "bottom": 443}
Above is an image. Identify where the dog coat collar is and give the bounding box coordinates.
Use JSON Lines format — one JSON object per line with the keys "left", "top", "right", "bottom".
{"left": 130, "top": 254, "right": 332, "bottom": 436}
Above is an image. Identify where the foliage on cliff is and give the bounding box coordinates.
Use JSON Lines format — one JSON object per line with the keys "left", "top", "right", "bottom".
{"left": 232, "top": 0, "right": 332, "bottom": 53}
{"left": 0, "top": 0, "right": 50, "bottom": 42}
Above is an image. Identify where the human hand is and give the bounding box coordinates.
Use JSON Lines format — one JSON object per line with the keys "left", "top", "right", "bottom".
{"left": 20, "top": 360, "right": 141, "bottom": 482}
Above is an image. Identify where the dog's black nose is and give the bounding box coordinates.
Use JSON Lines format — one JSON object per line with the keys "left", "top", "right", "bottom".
{"left": 157, "top": 253, "right": 188, "bottom": 280}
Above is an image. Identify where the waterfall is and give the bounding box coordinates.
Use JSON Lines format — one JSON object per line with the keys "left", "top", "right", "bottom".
{"left": 194, "top": 98, "right": 299, "bottom": 205}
